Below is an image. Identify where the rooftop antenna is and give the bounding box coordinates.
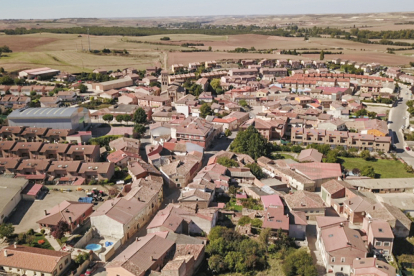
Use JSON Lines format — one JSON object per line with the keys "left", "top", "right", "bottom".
{"left": 88, "top": 28, "right": 91, "bottom": 52}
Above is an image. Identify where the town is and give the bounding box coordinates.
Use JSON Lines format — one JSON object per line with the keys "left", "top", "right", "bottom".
{"left": 0, "top": 13, "right": 414, "bottom": 276}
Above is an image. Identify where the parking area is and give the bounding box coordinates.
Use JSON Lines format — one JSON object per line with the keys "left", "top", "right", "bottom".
{"left": 8, "top": 190, "right": 89, "bottom": 233}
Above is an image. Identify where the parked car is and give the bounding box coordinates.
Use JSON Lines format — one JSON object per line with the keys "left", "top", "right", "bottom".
{"left": 406, "top": 147, "right": 411, "bottom": 151}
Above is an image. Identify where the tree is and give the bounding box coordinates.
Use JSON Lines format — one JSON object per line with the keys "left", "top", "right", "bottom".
{"left": 123, "top": 114, "right": 132, "bottom": 125}
{"left": 116, "top": 114, "right": 125, "bottom": 123}
{"left": 283, "top": 249, "right": 318, "bottom": 276}
{"left": 0, "top": 67, "right": 4, "bottom": 73}
{"left": 79, "top": 84, "right": 88, "bottom": 93}
{"left": 230, "top": 126, "right": 273, "bottom": 160}
{"left": 355, "top": 108, "right": 368, "bottom": 117}
{"left": 325, "top": 150, "right": 339, "bottom": 163}
{"left": 361, "top": 165, "right": 376, "bottom": 178}
{"left": 368, "top": 111, "right": 377, "bottom": 119}
{"left": 0, "top": 223, "right": 14, "bottom": 239}
{"left": 217, "top": 157, "right": 239, "bottom": 168}
{"left": 239, "top": 99, "right": 248, "bottom": 107}
{"left": 246, "top": 163, "right": 264, "bottom": 179}
{"left": 0, "top": 75, "right": 14, "bottom": 85}
{"left": 360, "top": 150, "right": 371, "bottom": 160}
{"left": 210, "top": 78, "right": 222, "bottom": 93}
{"left": 133, "top": 124, "right": 146, "bottom": 139}
{"left": 224, "top": 129, "right": 232, "bottom": 137}
{"left": 208, "top": 46, "right": 212, "bottom": 51}
{"left": 133, "top": 107, "right": 147, "bottom": 124}
{"left": 352, "top": 168, "right": 361, "bottom": 175}
{"left": 199, "top": 103, "right": 212, "bottom": 118}
{"left": 320, "top": 50, "right": 325, "bottom": 60}
{"left": 102, "top": 114, "right": 113, "bottom": 124}
{"left": 238, "top": 216, "right": 251, "bottom": 226}
{"left": 52, "top": 221, "right": 69, "bottom": 240}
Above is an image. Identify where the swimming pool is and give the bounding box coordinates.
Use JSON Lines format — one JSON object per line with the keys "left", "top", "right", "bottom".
{"left": 85, "top": 244, "right": 102, "bottom": 252}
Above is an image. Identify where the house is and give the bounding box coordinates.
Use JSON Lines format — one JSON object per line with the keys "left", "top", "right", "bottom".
{"left": 173, "top": 117, "right": 220, "bottom": 149}
{"left": 66, "top": 145, "right": 100, "bottom": 162}
{"left": 47, "top": 161, "right": 82, "bottom": 182}
{"left": 100, "top": 89, "right": 120, "bottom": 100}
{"left": 39, "top": 96, "right": 61, "bottom": 108}
{"left": 78, "top": 162, "right": 115, "bottom": 183}
{"left": 0, "top": 126, "right": 24, "bottom": 141}
{"left": 127, "top": 160, "right": 161, "bottom": 182}
{"left": 297, "top": 149, "right": 323, "bottom": 163}
{"left": 0, "top": 245, "right": 71, "bottom": 276}
{"left": 107, "top": 149, "right": 140, "bottom": 167}
{"left": 320, "top": 179, "right": 355, "bottom": 211}
{"left": 11, "top": 142, "right": 44, "bottom": 159}
{"left": 240, "top": 118, "right": 287, "bottom": 140}
{"left": 15, "top": 159, "right": 50, "bottom": 181}
{"left": 37, "top": 200, "right": 93, "bottom": 232}
{"left": 160, "top": 155, "right": 202, "bottom": 188}
{"left": 0, "top": 141, "right": 16, "bottom": 158}
{"left": 289, "top": 211, "right": 308, "bottom": 240}
{"left": 365, "top": 203, "right": 412, "bottom": 238}
{"left": 343, "top": 196, "right": 375, "bottom": 224}
{"left": 106, "top": 234, "right": 175, "bottom": 276}
{"left": 178, "top": 189, "right": 213, "bottom": 209}
{"left": 284, "top": 190, "right": 326, "bottom": 220}
{"left": 20, "top": 127, "right": 49, "bottom": 142}
{"left": 362, "top": 218, "right": 394, "bottom": 260}
{"left": 196, "top": 78, "right": 209, "bottom": 92}
{"left": 318, "top": 224, "right": 367, "bottom": 275}
{"left": 262, "top": 207, "right": 289, "bottom": 234}
{"left": 39, "top": 143, "right": 70, "bottom": 161}
{"left": 44, "top": 129, "right": 76, "bottom": 143}
{"left": 261, "top": 194, "right": 284, "bottom": 210}
{"left": 352, "top": 258, "right": 396, "bottom": 276}
{"left": 290, "top": 162, "right": 342, "bottom": 188}
{"left": 0, "top": 157, "right": 21, "bottom": 174}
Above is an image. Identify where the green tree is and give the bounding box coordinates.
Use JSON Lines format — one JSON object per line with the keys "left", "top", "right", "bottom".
{"left": 133, "top": 107, "right": 147, "bottom": 124}
{"left": 199, "top": 103, "right": 212, "bottom": 118}
{"left": 116, "top": 114, "right": 125, "bottom": 123}
{"left": 361, "top": 165, "right": 376, "bottom": 178}
{"left": 368, "top": 111, "right": 377, "bottom": 119}
{"left": 224, "top": 129, "right": 232, "bottom": 137}
{"left": 123, "top": 114, "right": 132, "bottom": 125}
{"left": 320, "top": 50, "right": 325, "bottom": 60}
{"left": 251, "top": 218, "right": 263, "bottom": 228}
{"left": 355, "top": 108, "right": 368, "bottom": 117}
{"left": 102, "top": 114, "right": 113, "bottom": 124}
{"left": 208, "top": 255, "right": 226, "bottom": 273}
{"left": 360, "top": 150, "right": 371, "bottom": 160}
{"left": 0, "top": 67, "right": 4, "bottom": 73}
{"left": 238, "top": 216, "right": 252, "bottom": 226}
{"left": 246, "top": 163, "right": 264, "bottom": 179}
{"left": 217, "top": 157, "right": 239, "bottom": 168}
{"left": 79, "top": 84, "right": 88, "bottom": 93}
{"left": 325, "top": 150, "right": 339, "bottom": 163}
{"left": 0, "top": 223, "right": 14, "bottom": 239}
{"left": 283, "top": 249, "right": 317, "bottom": 276}
{"left": 0, "top": 75, "right": 14, "bottom": 85}
{"left": 210, "top": 78, "right": 222, "bottom": 93}
{"left": 230, "top": 126, "right": 273, "bottom": 160}
{"left": 133, "top": 124, "right": 146, "bottom": 138}
{"left": 239, "top": 99, "right": 248, "bottom": 107}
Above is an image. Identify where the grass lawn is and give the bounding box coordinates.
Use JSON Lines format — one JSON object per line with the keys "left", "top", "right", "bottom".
{"left": 226, "top": 198, "right": 243, "bottom": 212}
{"left": 23, "top": 233, "right": 54, "bottom": 250}
{"left": 339, "top": 157, "right": 414, "bottom": 178}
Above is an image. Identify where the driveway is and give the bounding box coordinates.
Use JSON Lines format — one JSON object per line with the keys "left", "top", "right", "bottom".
{"left": 8, "top": 190, "right": 89, "bottom": 233}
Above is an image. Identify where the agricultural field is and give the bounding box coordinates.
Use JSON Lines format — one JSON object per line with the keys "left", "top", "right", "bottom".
{"left": 1, "top": 29, "right": 414, "bottom": 73}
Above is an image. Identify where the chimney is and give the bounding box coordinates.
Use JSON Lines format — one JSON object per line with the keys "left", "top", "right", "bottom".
{"left": 44, "top": 210, "right": 48, "bottom": 216}
{"left": 3, "top": 250, "right": 7, "bottom": 257}
{"left": 136, "top": 237, "right": 139, "bottom": 242}
{"left": 340, "top": 222, "right": 344, "bottom": 227}
{"left": 150, "top": 255, "right": 154, "bottom": 261}
{"left": 13, "top": 242, "right": 17, "bottom": 249}
{"left": 373, "top": 205, "right": 375, "bottom": 210}
{"left": 68, "top": 217, "right": 72, "bottom": 223}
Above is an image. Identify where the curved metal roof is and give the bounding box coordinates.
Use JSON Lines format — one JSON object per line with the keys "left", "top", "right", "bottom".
{"left": 8, "top": 107, "right": 88, "bottom": 120}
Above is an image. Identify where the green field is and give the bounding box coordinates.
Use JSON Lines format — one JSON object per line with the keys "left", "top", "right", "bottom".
{"left": 339, "top": 157, "right": 414, "bottom": 178}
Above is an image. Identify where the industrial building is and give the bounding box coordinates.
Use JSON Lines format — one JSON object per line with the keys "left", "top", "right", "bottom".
{"left": 92, "top": 79, "right": 133, "bottom": 92}
{"left": 8, "top": 107, "right": 91, "bottom": 130}
{"left": 18, "top": 67, "right": 60, "bottom": 80}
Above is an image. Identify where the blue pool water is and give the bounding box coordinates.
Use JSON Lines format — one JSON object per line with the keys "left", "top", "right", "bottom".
{"left": 85, "top": 244, "right": 102, "bottom": 251}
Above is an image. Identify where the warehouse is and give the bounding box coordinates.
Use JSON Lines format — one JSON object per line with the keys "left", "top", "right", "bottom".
{"left": 92, "top": 79, "right": 133, "bottom": 92}
{"left": 18, "top": 67, "right": 60, "bottom": 80}
{"left": 8, "top": 107, "right": 91, "bottom": 130}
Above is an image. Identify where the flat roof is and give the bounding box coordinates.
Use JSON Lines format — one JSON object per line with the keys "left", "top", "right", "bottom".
{"left": 345, "top": 178, "right": 414, "bottom": 189}
{"left": 0, "top": 177, "right": 28, "bottom": 212}
{"left": 377, "top": 193, "right": 414, "bottom": 210}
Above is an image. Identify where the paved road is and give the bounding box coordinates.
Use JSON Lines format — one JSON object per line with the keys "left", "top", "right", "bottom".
{"left": 388, "top": 84, "right": 414, "bottom": 166}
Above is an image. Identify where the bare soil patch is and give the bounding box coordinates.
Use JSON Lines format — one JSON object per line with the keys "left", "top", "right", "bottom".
{"left": 0, "top": 34, "right": 57, "bottom": 51}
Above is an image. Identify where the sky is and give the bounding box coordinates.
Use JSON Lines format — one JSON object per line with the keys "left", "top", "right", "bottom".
{"left": 0, "top": 0, "right": 414, "bottom": 19}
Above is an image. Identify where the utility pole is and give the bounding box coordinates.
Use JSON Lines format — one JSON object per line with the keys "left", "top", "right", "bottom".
{"left": 87, "top": 28, "right": 91, "bottom": 51}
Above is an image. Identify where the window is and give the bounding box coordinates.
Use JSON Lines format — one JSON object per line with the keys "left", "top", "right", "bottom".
{"left": 340, "top": 267, "right": 344, "bottom": 272}
{"left": 341, "top": 257, "right": 345, "bottom": 263}
{"left": 310, "top": 210, "right": 314, "bottom": 213}
{"left": 384, "top": 242, "right": 390, "bottom": 247}
{"left": 53, "top": 270, "right": 57, "bottom": 276}
{"left": 375, "top": 241, "right": 381, "bottom": 246}
{"left": 331, "top": 257, "right": 335, "bottom": 262}
{"left": 59, "top": 263, "right": 63, "bottom": 270}
{"left": 65, "top": 258, "right": 69, "bottom": 265}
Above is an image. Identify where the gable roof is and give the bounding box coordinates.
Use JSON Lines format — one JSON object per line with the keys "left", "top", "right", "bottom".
{"left": 285, "top": 190, "right": 325, "bottom": 209}
{"left": 91, "top": 197, "right": 146, "bottom": 225}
